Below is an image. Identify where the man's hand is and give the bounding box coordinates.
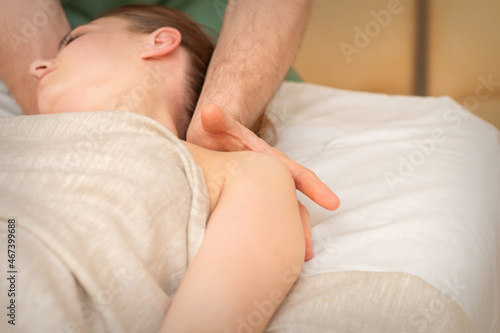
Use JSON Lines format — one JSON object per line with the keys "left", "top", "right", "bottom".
{"left": 187, "top": 104, "right": 340, "bottom": 260}
{"left": 188, "top": 103, "right": 340, "bottom": 211}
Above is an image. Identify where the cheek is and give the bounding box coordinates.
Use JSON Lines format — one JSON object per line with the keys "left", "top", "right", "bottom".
{"left": 36, "top": 44, "right": 127, "bottom": 113}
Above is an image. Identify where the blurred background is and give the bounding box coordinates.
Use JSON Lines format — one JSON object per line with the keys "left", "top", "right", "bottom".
{"left": 293, "top": 0, "right": 500, "bottom": 130}
{"left": 61, "top": 0, "right": 500, "bottom": 130}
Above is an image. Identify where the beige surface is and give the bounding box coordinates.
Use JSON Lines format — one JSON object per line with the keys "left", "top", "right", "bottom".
{"left": 267, "top": 271, "right": 476, "bottom": 333}
{"left": 428, "top": 0, "right": 500, "bottom": 129}
{"left": 294, "top": 0, "right": 417, "bottom": 95}
{"left": 0, "top": 111, "right": 210, "bottom": 333}
{"left": 293, "top": 0, "right": 500, "bottom": 130}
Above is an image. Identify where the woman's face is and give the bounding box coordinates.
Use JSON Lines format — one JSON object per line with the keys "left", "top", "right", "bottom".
{"left": 30, "top": 17, "right": 143, "bottom": 114}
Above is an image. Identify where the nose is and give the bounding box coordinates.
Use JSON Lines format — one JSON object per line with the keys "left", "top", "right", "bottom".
{"left": 29, "top": 59, "right": 54, "bottom": 79}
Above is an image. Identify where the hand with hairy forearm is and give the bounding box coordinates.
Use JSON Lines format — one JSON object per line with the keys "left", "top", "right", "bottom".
{"left": 0, "top": 0, "right": 70, "bottom": 115}
{"left": 190, "top": 0, "right": 312, "bottom": 128}
{"left": 187, "top": 0, "right": 340, "bottom": 218}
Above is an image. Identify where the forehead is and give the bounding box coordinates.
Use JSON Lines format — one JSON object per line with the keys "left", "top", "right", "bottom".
{"left": 58, "top": 17, "right": 131, "bottom": 51}
{"left": 70, "top": 17, "right": 131, "bottom": 37}
{"left": 88, "top": 16, "right": 131, "bottom": 31}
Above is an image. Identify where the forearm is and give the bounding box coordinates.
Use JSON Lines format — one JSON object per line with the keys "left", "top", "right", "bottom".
{"left": 194, "top": 0, "right": 312, "bottom": 127}
{"left": 0, "top": 0, "right": 70, "bottom": 114}
{"left": 160, "top": 152, "right": 305, "bottom": 333}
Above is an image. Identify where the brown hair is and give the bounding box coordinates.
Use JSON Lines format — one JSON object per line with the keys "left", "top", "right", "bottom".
{"left": 98, "top": 5, "right": 214, "bottom": 139}
{"left": 98, "top": 5, "right": 275, "bottom": 143}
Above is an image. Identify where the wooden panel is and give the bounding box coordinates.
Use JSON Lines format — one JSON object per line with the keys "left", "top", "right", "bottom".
{"left": 293, "top": 0, "right": 416, "bottom": 95}
{"left": 428, "top": 0, "right": 500, "bottom": 129}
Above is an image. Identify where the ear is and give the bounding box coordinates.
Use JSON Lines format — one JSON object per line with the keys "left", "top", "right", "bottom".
{"left": 139, "top": 27, "right": 182, "bottom": 59}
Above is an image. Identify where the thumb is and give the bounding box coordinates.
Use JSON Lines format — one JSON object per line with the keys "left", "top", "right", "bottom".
{"left": 201, "top": 103, "right": 230, "bottom": 134}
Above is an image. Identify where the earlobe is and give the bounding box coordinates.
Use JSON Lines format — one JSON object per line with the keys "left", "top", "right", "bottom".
{"left": 139, "top": 27, "right": 182, "bottom": 59}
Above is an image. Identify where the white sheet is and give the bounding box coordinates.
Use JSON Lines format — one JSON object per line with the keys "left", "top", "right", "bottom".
{"left": 266, "top": 82, "right": 500, "bottom": 333}
{"left": 0, "top": 81, "right": 22, "bottom": 117}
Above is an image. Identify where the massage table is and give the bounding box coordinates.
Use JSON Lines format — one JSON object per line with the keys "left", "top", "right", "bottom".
{"left": 0, "top": 80, "right": 498, "bottom": 332}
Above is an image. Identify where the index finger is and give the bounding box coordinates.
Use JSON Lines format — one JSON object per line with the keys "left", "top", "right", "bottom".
{"left": 261, "top": 145, "right": 340, "bottom": 211}
{"left": 288, "top": 159, "right": 340, "bottom": 211}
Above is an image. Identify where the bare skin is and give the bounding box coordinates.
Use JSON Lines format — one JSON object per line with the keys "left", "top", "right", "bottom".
{"left": 163, "top": 140, "right": 306, "bottom": 333}
{"left": 0, "top": 0, "right": 70, "bottom": 115}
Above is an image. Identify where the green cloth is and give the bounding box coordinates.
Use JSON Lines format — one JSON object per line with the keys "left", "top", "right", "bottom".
{"left": 62, "top": 0, "right": 301, "bottom": 81}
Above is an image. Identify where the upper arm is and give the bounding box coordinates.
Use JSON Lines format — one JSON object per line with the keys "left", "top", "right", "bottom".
{"left": 165, "top": 143, "right": 305, "bottom": 332}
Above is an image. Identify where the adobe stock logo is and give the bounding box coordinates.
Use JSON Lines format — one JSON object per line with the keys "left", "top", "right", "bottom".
{"left": 384, "top": 73, "right": 500, "bottom": 191}
{"left": 340, "top": 0, "right": 411, "bottom": 63}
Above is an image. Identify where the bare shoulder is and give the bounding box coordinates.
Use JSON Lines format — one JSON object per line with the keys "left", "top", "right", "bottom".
{"left": 181, "top": 141, "right": 293, "bottom": 211}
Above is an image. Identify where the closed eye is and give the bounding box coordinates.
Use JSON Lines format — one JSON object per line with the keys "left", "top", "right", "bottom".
{"left": 64, "top": 34, "right": 82, "bottom": 46}
{"left": 58, "top": 32, "right": 83, "bottom": 51}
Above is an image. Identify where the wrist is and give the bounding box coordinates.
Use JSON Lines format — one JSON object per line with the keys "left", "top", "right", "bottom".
{"left": 195, "top": 87, "right": 262, "bottom": 129}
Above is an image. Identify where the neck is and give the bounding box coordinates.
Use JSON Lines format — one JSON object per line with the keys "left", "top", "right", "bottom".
{"left": 105, "top": 56, "right": 187, "bottom": 138}
{"left": 104, "top": 71, "right": 180, "bottom": 137}
{"left": 138, "top": 94, "right": 179, "bottom": 137}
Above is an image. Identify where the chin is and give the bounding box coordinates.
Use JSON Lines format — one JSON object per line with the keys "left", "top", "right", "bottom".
{"left": 37, "top": 103, "right": 74, "bottom": 115}
{"left": 37, "top": 99, "right": 54, "bottom": 115}
{"left": 37, "top": 91, "right": 59, "bottom": 114}
{"left": 37, "top": 95, "right": 80, "bottom": 115}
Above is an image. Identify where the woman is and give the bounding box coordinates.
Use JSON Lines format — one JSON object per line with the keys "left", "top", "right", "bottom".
{"left": 27, "top": 5, "right": 309, "bottom": 332}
